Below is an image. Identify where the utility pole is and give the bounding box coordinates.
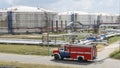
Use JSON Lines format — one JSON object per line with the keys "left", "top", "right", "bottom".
{"left": 44, "top": 12, "right": 50, "bottom": 56}
{"left": 118, "top": 0, "right": 120, "bottom": 52}
{"left": 118, "top": 41, "right": 120, "bottom": 51}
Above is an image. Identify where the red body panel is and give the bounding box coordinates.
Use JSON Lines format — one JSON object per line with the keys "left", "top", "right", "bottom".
{"left": 67, "top": 45, "right": 97, "bottom": 60}
{"left": 53, "top": 49, "right": 59, "bottom": 54}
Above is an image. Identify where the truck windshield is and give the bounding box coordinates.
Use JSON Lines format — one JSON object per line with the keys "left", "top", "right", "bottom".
{"left": 59, "top": 46, "right": 64, "bottom": 51}
{"left": 59, "top": 47, "right": 64, "bottom": 50}
{"left": 59, "top": 48, "right": 64, "bottom": 50}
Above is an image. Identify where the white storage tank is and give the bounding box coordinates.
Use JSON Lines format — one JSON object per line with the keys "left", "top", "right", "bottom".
{"left": 0, "top": 9, "right": 8, "bottom": 33}
{"left": 7, "top": 6, "right": 57, "bottom": 34}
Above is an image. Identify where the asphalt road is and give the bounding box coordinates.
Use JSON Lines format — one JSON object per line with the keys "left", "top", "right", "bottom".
{"left": 0, "top": 42, "right": 120, "bottom": 68}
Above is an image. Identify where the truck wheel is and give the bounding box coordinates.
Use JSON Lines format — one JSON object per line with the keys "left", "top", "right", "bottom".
{"left": 54, "top": 54, "right": 60, "bottom": 60}
{"left": 78, "top": 57, "right": 84, "bottom": 62}
{"left": 61, "top": 57, "right": 64, "bottom": 60}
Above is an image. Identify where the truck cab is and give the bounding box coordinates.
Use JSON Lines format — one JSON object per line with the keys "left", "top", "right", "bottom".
{"left": 53, "top": 45, "right": 70, "bottom": 60}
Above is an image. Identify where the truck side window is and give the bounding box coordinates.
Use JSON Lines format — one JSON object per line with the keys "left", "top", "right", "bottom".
{"left": 60, "top": 48, "right": 63, "bottom": 50}
{"left": 65, "top": 47, "right": 67, "bottom": 51}
{"left": 59, "top": 46, "right": 64, "bottom": 51}
{"left": 64, "top": 47, "right": 69, "bottom": 51}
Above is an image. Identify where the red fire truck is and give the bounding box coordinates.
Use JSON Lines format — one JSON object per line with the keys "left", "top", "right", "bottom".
{"left": 52, "top": 44, "right": 97, "bottom": 62}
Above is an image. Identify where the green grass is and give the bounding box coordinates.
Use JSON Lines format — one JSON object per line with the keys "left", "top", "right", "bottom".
{"left": 108, "top": 36, "right": 120, "bottom": 44}
{"left": 109, "top": 36, "right": 120, "bottom": 59}
{"left": 110, "top": 50, "right": 120, "bottom": 59}
{"left": 0, "top": 61, "right": 72, "bottom": 68}
{"left": 0, "top": 44, "right": 55, "bottom": 56}
{"left": 0, "top": 34, "right": 43, "bottom": 39}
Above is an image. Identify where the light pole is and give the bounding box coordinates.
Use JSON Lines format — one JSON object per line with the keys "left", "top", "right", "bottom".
{"left": 118, "top": 0, "right": 120, "bottom": 25}
{"left": 44, "top": 12, "right": 50, "bottom": 56}
{"left": 47, "top": 31, "right": 50, "bottom": 55}
{"left": 119, "top": 41, "right": 120, "bottom": 51}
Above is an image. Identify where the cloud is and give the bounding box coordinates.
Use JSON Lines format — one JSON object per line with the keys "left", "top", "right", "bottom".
{"left": 46, "top": 0, "right": 119, "bottom": 14}
{"left": 79, "top": 0, "right": 94, "bottom": 9}
{"left": 5, "top": 0, "right": 14, "bottom": 5}
{"left": 39, "top": 0, "right": 60, "bottom": 4}
{"left": 0, "top": 0, "right": 119, "bottom": 14}
{"left": 47, "top": 0, "right": 94, "bottom": 12}
{"left": 3, "top": 0, "right": 60, "bottom": 8}
{"left": 5, "top": 0, "right": 21, "bottom": 6}
{"left": 97, "top": 0, "right": 114, "bottom": 7}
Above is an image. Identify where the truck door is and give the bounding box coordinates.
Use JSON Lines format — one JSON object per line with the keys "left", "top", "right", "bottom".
{"left": 59, "top": 46, "right": 70, "bottom": 58}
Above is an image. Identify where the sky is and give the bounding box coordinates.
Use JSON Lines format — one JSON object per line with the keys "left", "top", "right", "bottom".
{"left": 0, "top": 0, "right": 120, "bottom": 14}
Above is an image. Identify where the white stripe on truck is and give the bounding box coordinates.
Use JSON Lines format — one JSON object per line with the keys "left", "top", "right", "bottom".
{"left": 71, "top": 52, "right": 91, "bottom": 54}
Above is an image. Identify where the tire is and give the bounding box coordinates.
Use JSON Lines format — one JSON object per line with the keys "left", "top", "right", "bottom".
{"left": 78, "top": 57, "right": 84, "bottom": 62}
{"left": 54, "top": 54, "right": 60, "bottom": 60}
{"left": 61, "top": 57, "right": 64, "bottom": 60}
{"left": 84, "top": 60, "right": 88, "bottom": 62}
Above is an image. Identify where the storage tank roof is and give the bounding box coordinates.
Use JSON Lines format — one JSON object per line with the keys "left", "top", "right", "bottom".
{"left": 91, "top": 12, "right": 119, "bottom": 16}
{"left": 92, "top": 13, "right": 111, "bottom": 16}
{"left": 7, "top": 6, "right": 56, "bottom": 12}
{"left": 58, "top": 11, "right": 118, "bottom": 16}
{"left": 58, "top": 11, "right": 89, "bottom": 15}
{"left": 0, "top": 8, "right": 7, "bottom": 12}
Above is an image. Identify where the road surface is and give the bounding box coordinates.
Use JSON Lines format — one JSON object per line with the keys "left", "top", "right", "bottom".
{"left": 0, "top": 41, "right": 120, "bottom": 68}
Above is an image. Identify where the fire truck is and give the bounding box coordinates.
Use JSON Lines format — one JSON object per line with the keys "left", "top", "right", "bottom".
{"left": 52, "top": 44, "right": 97, "bottom": 62}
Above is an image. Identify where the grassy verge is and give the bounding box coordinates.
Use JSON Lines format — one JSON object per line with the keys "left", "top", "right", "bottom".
{"left": 0, "top": 34, "right": 43, "bottom": 39}
{"left": 96, "top": 36, "right": 120, "bottom": 52}
{"left": 108, "top": 36, "right": 120, "bottom": 44}
{"left": 108, "top": 36, "right": 120, "bottom": 60}
{"left": 0, "top": 44, "right": 56, "bottom": 56}
{"left": 110, "top": 50, "right": 120, "bottom": 59}
{"left": 0, "top": 61, "right": 72, "bottom": 68}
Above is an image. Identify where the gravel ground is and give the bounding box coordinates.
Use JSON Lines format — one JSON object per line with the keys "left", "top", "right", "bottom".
{"left": 0, "top": 41, "right": 120, "bottom": 68}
